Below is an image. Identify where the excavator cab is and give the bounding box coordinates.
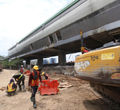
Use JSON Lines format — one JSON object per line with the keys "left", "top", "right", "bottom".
{"left": 102, "top": 36, "right": 120, "bottom": 49}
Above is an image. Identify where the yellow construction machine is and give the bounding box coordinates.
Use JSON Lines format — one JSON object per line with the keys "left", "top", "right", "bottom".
{"left": 74, "top": 32, "right": 120, "bottom": 103}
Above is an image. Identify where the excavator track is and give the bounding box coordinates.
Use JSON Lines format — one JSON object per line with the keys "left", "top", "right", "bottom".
{"left": 90, "top": 82, "right": 120, "bottom": 106}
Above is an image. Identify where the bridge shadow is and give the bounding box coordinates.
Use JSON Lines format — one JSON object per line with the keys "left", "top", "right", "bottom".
{"left": 83, "top": 98, "right": 120, "bottom": 110}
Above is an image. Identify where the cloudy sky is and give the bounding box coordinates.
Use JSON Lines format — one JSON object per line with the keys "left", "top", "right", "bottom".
{"left": 0, "top": 0, "right": 73, "bottom": 56}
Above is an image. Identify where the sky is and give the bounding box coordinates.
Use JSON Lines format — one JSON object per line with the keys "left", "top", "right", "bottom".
{"left": 0, "top": 0, "right": 73, "bottom": 56}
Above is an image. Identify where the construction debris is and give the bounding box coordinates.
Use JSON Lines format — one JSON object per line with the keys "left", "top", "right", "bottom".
{"left": 0, "top": 87, "right": 6, "bottom": 91}
{"left": 59, "top": 82, "right": 73, "bottom": 89}
{"left": 0, "top": 69, "right": 119, "bottom": 110}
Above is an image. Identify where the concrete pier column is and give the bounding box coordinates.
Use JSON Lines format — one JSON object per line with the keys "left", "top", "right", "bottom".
{"left": 38, "top": 58, "right": 43, "bottom": 68}
{"left": 26, "top": 59, "right": 31, "bottom": 69}
{"left": 58, "top": 53, "right": 66, "bottom": 65}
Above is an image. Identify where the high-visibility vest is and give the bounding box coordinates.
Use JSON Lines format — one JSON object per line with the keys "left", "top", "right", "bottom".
{"left": 16, "top": 74, "right": 23, "bottom": 81}
{"left": 7, "top": 82, "right": 15, "bottom": 92}
{"left": 30, "top": 71, "right": 40, "bottom": 86}
{"left": 18, "top": 74, "right": 23, "bottom": 79}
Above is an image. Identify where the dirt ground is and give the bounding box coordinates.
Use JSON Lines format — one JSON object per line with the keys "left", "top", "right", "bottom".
{"left": 0, "top": 69, "right": 119, "bottom": 110}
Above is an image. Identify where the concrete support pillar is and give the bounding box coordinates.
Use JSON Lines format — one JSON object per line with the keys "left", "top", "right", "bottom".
{"left": 58, "top": 53, "right": 66, "bottom": 65}
{"left": 26, "top": 59, "right": 31, "bottom": 69}
{"left": 38, "top": 58, "right": 43, "bottom": 68}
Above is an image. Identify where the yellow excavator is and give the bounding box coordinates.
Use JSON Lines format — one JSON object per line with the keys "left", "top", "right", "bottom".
{"left": 74, "top": 31, "right": 120, "bottom": 103}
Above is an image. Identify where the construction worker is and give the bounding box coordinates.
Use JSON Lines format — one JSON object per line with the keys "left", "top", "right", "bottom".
{"left": 13, "top": 73, "right": 25, "bottom": 91}
{"left": 28, "top": 65, "right": 42, "bottom": 108}
{"left": 20, "top": 65, "right": 24, "bottom": 74}
{"left": 41, "top": 72, "right": 49, "bottom": 80}
{"left": 81, "top": 47, "right": 89, "bottom": 54}
{"left": 7, "top": 79, "right": 17, "bottom": 96}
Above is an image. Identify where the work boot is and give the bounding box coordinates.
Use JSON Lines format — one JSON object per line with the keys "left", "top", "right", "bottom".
{"left": 22, "top": 85, "right": 26, "bottom": 92}
{"left": 18, "top": 86, "right": 22, "bottom": 91}
{"left": 33, "top": 103, "right": 37, "bottom": 109}
{"left": 30, "top": 96, "right": 34, "bottom": 102}
{"left": 33, "top": 97, "right": 37, "bottom": 108}
{"left": 22, "top": 85, "right": 25, "bottom": 89}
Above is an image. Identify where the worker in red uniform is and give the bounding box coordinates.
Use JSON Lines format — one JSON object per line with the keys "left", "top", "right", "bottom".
{"left": 20, "top": 65, "right": 24, "bottom": 74}
{"left": 81, "top": 47, "right": 89, "bottom": 54}
{"left": 28, "top": 65, "right": 42, "bottom": 108}
{"left": 80, "top": 31, "right": 89, "bottom": 54}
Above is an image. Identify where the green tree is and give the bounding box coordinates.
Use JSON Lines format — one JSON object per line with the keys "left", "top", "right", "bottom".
{"left": 2, "top": 58, "right": 23, "bottom": 69}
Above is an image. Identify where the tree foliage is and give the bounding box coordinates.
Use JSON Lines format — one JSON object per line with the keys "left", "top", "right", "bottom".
{"left": 2, "top": 58, "right": 23, "bottom": 69}
{"left": 0, "top": 56, "right": 4, "bottom": 61}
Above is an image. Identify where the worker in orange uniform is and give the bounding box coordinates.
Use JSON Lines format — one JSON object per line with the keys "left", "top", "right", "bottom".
{"left": 7, "top": 79, "right": 17, "bottom": 96}
{"left": 28, "top": 65, "right": 42, "bottom": 108}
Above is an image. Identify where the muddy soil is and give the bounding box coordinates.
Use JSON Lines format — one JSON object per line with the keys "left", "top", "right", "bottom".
{"left": 0, "top": 69, "right": 119, "bottom": 110}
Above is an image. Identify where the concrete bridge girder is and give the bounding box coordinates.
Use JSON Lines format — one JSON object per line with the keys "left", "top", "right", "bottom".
{"left": 8, "top": 0, "right": 120, "bottom": 63}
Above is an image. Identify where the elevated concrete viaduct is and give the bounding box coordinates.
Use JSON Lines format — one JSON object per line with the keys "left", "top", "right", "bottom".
{"left": 8, "top": 0, "right": 120, "bottom": 66}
